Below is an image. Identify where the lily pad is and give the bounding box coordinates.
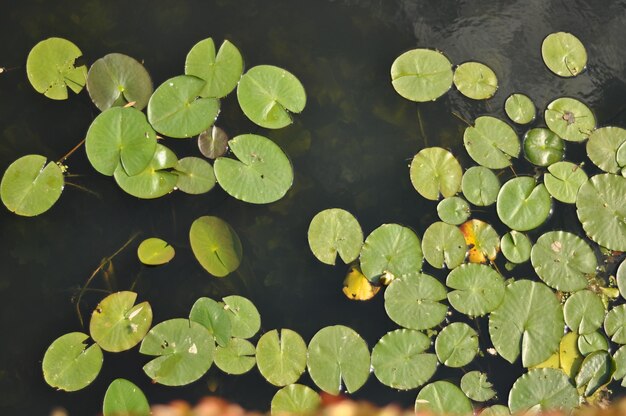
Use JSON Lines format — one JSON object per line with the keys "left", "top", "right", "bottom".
{"left": 421, "top": 221, "right": 466, "bottom": 269}
{"left": 271, "top": 384, "right": 321, "bottom": 416}
{"left": 544, "top": 161, "right": 588, "bottom": 203}
{"left": 460, "top": 371, "right": 496, "bottom": 402}
{"left": 42, "top": 332, "right": 103, "bottom": 392}
{"left": 26, "top": 37, "right": 87, "bottom": 100}
{"left": 189, "top": 297, "right": 232, "bottom": 347}
{"left": 541, "top": 32, "right": 587, "bottom": 77}
{"left": 185, "top": 38, "right": 243, "bottom": 98}
{"left": 371, "top": 329, "right": 437, "bottom": 390}
{"left": 147, "top": 75, "right": 220, "bottom": 138}
{"left": 0, "top": 154, "right": 64, "bottom": 217}
{"left": 140, "top": 318, "right": 214, "bottom": 386}
{"left": 307, "top": 208, "right": 363, "bottom": 265}
{"left": 446, "top": 263, "right": 505, "bottom": 317}
{"left": 89, "top": 291, "right": 152, "bottom": 352}
{"left": 564, "top": 290, "right": 605, "bottom": 335}
{"left": 578, "top": 331, "right": 609, "bottom": 356}
{"left": 618, "top": 260, "right": 626, "bottom": 300}
{"left": 390, "top": 49, "right": 453, "bottom": 102}
{"left": 214, "top": 134, "right": 293, "bottom": 204}
{"left": 137, "top": 237, "right": 175, "bottom": 266}
{"left": 453, "top": 61, "right": 498, "bottom": 100}
{"left": 415, "top": 381, "right": 473, "bottom": 415}
{"left": 496, "top": 177, "right": 551, "bottom": 231}
{"left": 307, "top": 325, "right": 370, "bottom": 395}
{"left": 586, "top": 126, "right": 626, "bottom": 173}
{"left": 237, "top": 65, "right": 306, "bottom": 129}
{"left": 575, "top": 350, "right": 613, "bottom": 397}
{"left": 501, "top": 231, "right": 532, "bottom": 264}
{"left": 223, "top": 295, "right": 261, "bottom": 339}
{"left": 174, "top": 157, "right": 216, "bottom": 194}
{"left": 459, "top": 219, "right": 500, "bottom": 263}
{"left": 256, "top": 329, "right": 307, "bottom": 386}
{"left": 545, "top": 97, "right": 595, "bottom": 142}
{"left": 189, "top": 216, "right": 242, "bottom": 277}
{"left": 463, "top": 116, "right": 520, "bottom": 169}
{"left": 505, "top": 93, "right": 535, "bottom": 124}
{"left": 523, "top": 128, "right": 565, "bottom": 166}
{"left": 613, "top": 345, "right": 626, "bottom": 386}
{"left": 435, "top": 322, "right": 479, "bottom": 367}
{"left": 87, "top": 53, "right": 153, "bottom": 111}
{"left": 342, "top": 264, "right": 380, "bottom": 301}
{"left": 461, "top": 166, "right": 500, "bottom": 206}
{"left": 489, "top": 280, "right": 564, "bottom": 367}
{"left": 508, "top": 368, "right": 579, "bottom": 414}
{"left": 103, "top": 378, "right": 150, "bottom": 416}
{"left": 198, "top": 125, "right": 229, "bottom": 159}
{"left": 384, "top": 273, "right": 448, "bottom": 330}
{"left": 558, "top": 332, "right": 584, "bottom": 378}
{"left": 437, "top": 196, "right": 470, "bottom": 225}
{"left": 113, "top": 144, "right": 178, "bottom": 199}
{"left": 214, "top": 337, "right": 256, "bottom": 375}
{"left": 480, "top": 405, "right": 510, "bottom": 416}
{"left": 409, "top": 147, "right": 462, "bottom": 200}
{"left": 604, "top": 304, "right": 626, "bottom": 344}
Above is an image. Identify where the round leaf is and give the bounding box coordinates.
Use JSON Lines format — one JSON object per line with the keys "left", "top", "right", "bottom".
{"left": 435, "top": 322, "right": 479, "bottom": 367}
{"left": 505, "top": 93, "right": 535, "bottom": 124}
{"left": 541, "top": 32, "right": 587, "bottom": 77}
{"left": 501, "top": 231, "right": 532, "bottom": 264}
{"left": 604, "top": 304, "right": 626, "bottom": 344}
{"left": 103, "top": 379, "right": 150, "bottom": 416}
{"left": 497, "top": 177, "right": 551, "bottom": 231}
{"left": 586, "top": 126, "right": 626, "bottom": 173}
{"left": 446, "top": 263, "right": 505, "bottom": 317}
{"left": 460, "top": 371, "right": 496, "bottom": 402}
{"left": 214, "top": 337, "right": 256, "bottom": 375}
{"left": 256, "top": 329, "right": 307, "bottom": 386}
{"left": 415, "top": 381, "right": 473, "bottom": 415}
{"left": 223, "top": 295, "right": 261, "bottom": 339}
{"left": 189, "top": 216, "right": 242, "bottom": 277}
{"left": 461, "top": 166, "right": 500, "bottom": 206}
{"left": 271, "top": 384, "right": 321, "bottom": 415}
{"left": 307, "top": 208, "right": 363, "bottom": 265}
{"left": 421, "top": 221, "right": 466, "bottom": 269}
{"left": 544, "top": 161, "right": 588, "bottom": 204}
{"left": 508, "top": 368, "right": 579, "bottom": 413}
{"left": 459, "top": 219, "right": 500, "bottom": 263}
{"left": 189, "top": 297, "right": 232, "bottom": 347}
{"left": 523, "top": 128, "right": 565, "bottom": 167}
{"left": 113, "top": 144, "right": 178, "bottom": 199}
{"left": 174, "top": 157, "right": 216, "bottom": 194}
{"left": 410, "top": 147, "right": 462, "bottom": 200}
{"left": 463, "top": 116, "right": 520, "bottom": 169}
{"left": 453, "top": 61, "right": 498, "bottom": 100}
{"left": 185, "top": 38, "right": 243, "bottom": 98}
{"left": 545, "top": 97, "right": 595, "bottom": 142}
{"left": 564, "top": 290, "right": 605, "bottom": 335}
{"left": 137, "top": 237, "right": 175, "bottom": 266}
{"left": 198, "top": 125, "right": 229, "bottom": 159}
{"left": 390, "top": 49, "right": 453, "bottom": 102}
{"left": 437, "top": 196, "right": 470, "bottom": 225}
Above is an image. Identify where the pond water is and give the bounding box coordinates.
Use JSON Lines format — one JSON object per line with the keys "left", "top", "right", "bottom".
{"left": 1, "top": 0, "right": 625, "bottom": 414}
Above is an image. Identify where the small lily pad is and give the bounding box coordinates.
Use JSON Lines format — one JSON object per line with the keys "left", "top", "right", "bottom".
{"left": 113, "top": 144, "right": 178, "bottom": 199}
{"left": 613, "top": 346, "right": 626, "bottom": 386}
{"left": 189, "top": 297, "right": 232, "bottom": 347}
{"left": 586, "top": 126, "right": 626, "bottom": 173}
{"left": 342, "top": 264, "right": 380, "bottom": 301}
{"left": 463, "top": 116, "right": 520, "bottom": 169}
{"left": 541, "top": 32, "right": 587, "bottom": 77}
{"left": 189, "top": 216, "right": 242, "bottom": 277}
{"left": 545, "top": 97, "right": 595, "bottom": 142}
{"left": 271, "top": 384, "right": 321, "bottom": 416}
{"left": 409, "top": 147, "right": 462, "bottom": 200}
{"left": 198, "top": 125, "right": 229, "bottom": 159}
{"left": 421, "top": 221, "right": 466, "bottom": 269}
{"left": 508, "top": 368, "right": 579, "bottom": 414}
{"left": 480, "top": 405, "right": 510, "bottom": 416}
{"left": 564, "top": 290, "right": 605, "bottom": 335}
{"left": 558, "top": 332, "right": 584, "bottom": 378}
{"left": 390, "top": 49, "right": 453, "bottom": 102}
{"left": 256, "top": 329, "right": 307, "bottom": 387}
{"left": 578, "top": 331, "right": 609, "bottom": 356}
{"left": 185, "top": 38, "right": 243, "bottom": 98}
{"left": 575, "top": 350, "right": 613, "bottom": 397}
{"left": 523, "top": 128, "right": 565, "bottom": 166}
{"left": 223, "top": 295, "right": 261, "bottom": 339}
{"left": 437, "top": 196, "right": 470, "bottom": 225}
{"left": 214, "top": 337, "right": 256, "bottom": 375}
{"left": 497, "top": 177, "right": 551, "bottom": 231}
{"left": 544, "top": 161, "right": 588, "bottom": 203}
{"left": 435, "top": 322, "right": 479, "bottom": 367}
{"left": 459, "top": 219, "right": 500, "bottom": 263}
{"left": 307, "top": 208, "right": 363, "bottom": 265}
{"left": 604, "top": 304, "right": 626, "bottom": 344}
{"left": 137, "top": 237, "right": 175, "bottom": 266}
{"left": 446, "top": 263, "right": 505, "bottom": 317}
{"left": 415, "top": 381, "right": 473, "bottom": 415}
{"left": 460, "top": 371, "right": 496, "bottom": 402}
{"left": 174, "top": 157, "right": 216, "bottom": 194}
{"left": 461, "top": 166, "right": 500, "bottom": 206}
{"left": 453, "top": 61, "right": 498, "bottom": 100}
{"left": 505, "top": 93, "right": 535, "bottom": 124}
{"left": 103, "top": 378, "right": 150, "bottom": 416}
{"left": 501, "top": 231, "right": 532, "bottom": 264}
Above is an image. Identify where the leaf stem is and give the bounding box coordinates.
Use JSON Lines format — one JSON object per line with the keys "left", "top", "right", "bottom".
{"left": 58, "top": 138, "right": 86, "bottom": 163}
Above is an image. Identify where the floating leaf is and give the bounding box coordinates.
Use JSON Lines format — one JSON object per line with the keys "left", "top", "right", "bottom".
{"left": 113, "top": 144, "right": 178, "bottom": 199}
{"left": 271, "top": 384, "right": 321, "bottom": 416}
{"left": 586, "top": 126, "right": 626, "bottom": 173}
{"left": 500, "top": 231, "right": 531, "bottom": 264}
{"left": 307, "top": 208, "right": 363, "bottom": 265}
{"left": 256, "top": 329, "right": 307, "bottom": 386}
{"left": 437, "top": 196, "right": 470, "bottom": 225}
{"left": 564, "top": 290, "right": 605, "bottom": 335}
{"left": 463, "top": 116, "right": 520, "bottom": 169}
{"left": 87, "top": 53, "right": 153, "bottom": 111}
{"left": 459, "top": 219, "right": 500, "bottom": 263}
{"left": 189, "top": 216, "right": 242, "bottom": 277}
{"left": 198, "top": 125, "right": 229, "bottom": 159}
{"left": 89, "top": 291, "right": 152, "bottom": 352}
{"left": 575, "top": 350, "right": 613, "bottom": 397}
{"left": 578, "top": 331, "right": 609, "bottom": 356}
{"left": 446, "top": 263, "right": 505, "bottom": 317}
{"left": 237, "top": 65, "right": 306, "bottom": 129}
{"left": 371, "top": 329, "right": 437, "bottom": 390}
{"left": 523, "top": 128, "right": 565, "bottom": 167}
{"left": 342, "top": 264, "right": 380, "bottom": 301}
{"left": 390, "top": 49, "right": 453, "bottom": 102}
{"left": 613, "top": 345, "right": 626, "bottom": 386}
{"left": 541, "top": 32, "right": 587, "bottom": 77}
{"left": 189, "top": 297, "right": 232, "bottom": 347}
{"left": 0, "top": 154, "right": 64, "bottom": 217}
{"left": 174, "top": 157, "right": 216, "bottom": 194}
{"left": 435, "top": 322, "right": 479, "bottom": 367}
{"left": 505, "top": 93, "right": 535, "bottom": 124}
{"left": 544, "top": 161, "right": 588, "bottom": 204}
{"left": 604, "top": 304, "right": 626, "bottom": 344}
{"left": 489, "top": 280, "right": 564, "bottom": 367}
{"left": 223, "top": 295, "right": 261, "bottom": 339}
{"left": 147, "top": 75, "right": 220, "bottom": 138}
{"left": 384, "top": 273, "right": 447, "bottom": 330}
{"left": 214, "top": 337, "right": 256, "bottom": 375}
{"left": 103, "top": 378, "right": 150, "bottom": 416}
{"left": 558, "top": 332, "right": 584, "bottom": 378}
{"left": 26, "top": 37, "right": 87, "bottom": 100}
{"left": 453, "top": 61, "right": 498, "bottom": 100}
{"left": 480, "top": 405, "right": 510, "bottom": 416}
{"left": 140, "top": 318, "right": 214, "bottom": 386}
{"left": 497, "top": 177, "right": 551, "bottom": 231}
{"left": 461, "top": 166, "right": 500, "bottom": 206}
{"left": 460, "top": 371, "right": 496, "bottom": 402}
{"left": 185, "top": 38, "right": 243, "bottom": 98}
{"left": 508, "top": 368, "right": 579, "bottom": 414}
{"left": 618, "top": 260, "right": 626, "bottom": 300}
{"left": 545, "top": 97, "right": 595, "bottom": 142}
{"left": 214, "top": 134, "right": 293, "bottom": 204}
{"left": 42, "top": 332, "right": 103, "bottom": 391}
{"left": 307, "top": 325, "right": 370, "bottom": 395}
{"left": 415, "top": 381, "right": 473, "bottom": 415}
{"left": 137, "top": 237, "right": 175, "bottom": 266}
{"left": 409, "top": 147, "right": 462, "bottom": 200}
{"left": 421, "top": 221, "right": 466, "bottom": 269}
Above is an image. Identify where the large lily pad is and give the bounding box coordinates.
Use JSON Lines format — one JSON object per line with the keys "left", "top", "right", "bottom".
{"left": 410, "top": 147, "right": 463, "bottom": 201}
{"left": 102, "top": 378, "right": 150, "bottom": 416}
{"left": 523, "top": 128, "right": 565, "bottom": 167}
{"left": 446, "top": 263, "right": 505, "bottom": 317}
{"left": 545, "top": 97, "right": 595, "bottom": 142}
{"left": 271, "top": 384, "right": 321, "bottom": 416}
{"left": 564, "top": 290, "right": 605, "bottom": 335}
{"left": 508, "top": 368, "right": 579, "bottom": 414}
{"left": 541, "top": 32, "right": 587, "bottom": 77}
{"left": 189, "top": 297, "right": 232, "bottom": 347}
{"left": 214, "top": 338, "right": 256, "bottom": 375}
{"left": 390, "top": 49, "right": 453, "bottom": 102}
{"left": 113, "top": 144, "right": 178, "bottom": 199}
{"left": 501, "top": 231, "right": 532, "bottom": 264}
{"left": 586, "top": 126, "right": 626, "bottom": 173}
{"left": 461, "top": 166, "right": 500, "bottom": 206}
{"left": 453, "top": 61, "right": 498, "bottom": 100}
{"left": 437, "top": 196, "right": 470, "bottom": 225}
{"left": 435, "top": 322, "right": 479, "bottom": 367}
{"left": 256, "top": 329, "right": 307, "bottom": 386}
{"left": 307, "top": 208, "right": 363, "bottom": 265}
{"left": 174, "top": 157, "right": 216, "bottom": 195}
{"left": 421, "top": 221, "right": 466, "bottom": 269}
{"left": 185, "top": 38, "right": 243, "bottom": 98}
{"left": 604, "top": 304, "right": 626, "bottom": 344}
{"left": 137, "top": 237, "right": 175, "bottom": 266}
{"left": 505, "top": 93, "right": 535, "bottom": 124}
{"left": 496, "top": 177, "right": 551, "bottom": 231}
{"left": 189, "top": 216, "right": 242, "bottom": 277}
{"left": 463, "top": 116, "right": 520, "bottom": 169}
{"left": 544, "top": 161, "right": 588, "bottom": 204}
{"left": 460, "top": 371, "right": 496, "bottom": 402}
{"left": 223, "top": 295, "right": 261, "bottom": 339}
{"left": 415, "top": 381, "right": 473, "bottom": 415}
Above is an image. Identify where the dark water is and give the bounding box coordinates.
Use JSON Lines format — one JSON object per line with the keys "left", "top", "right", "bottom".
{"left": 1, "top": 0, "right": 625, "bottom": 414}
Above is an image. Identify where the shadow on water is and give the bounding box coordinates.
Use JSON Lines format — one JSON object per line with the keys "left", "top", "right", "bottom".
{"left": 0, "top": 0, "right": 625, "bottom": 414}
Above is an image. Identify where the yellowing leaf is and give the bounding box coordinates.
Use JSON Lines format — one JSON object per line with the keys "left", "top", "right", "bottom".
{"left": 342, "top": 265, "right": 380, "bottom": 301}
{"left": 560, "top": 332, "right": 583, "bottom": 378}
{"left": 532, "top": 351, "right": 560, "bottom": 370}
{"left": 459, "top": 219, "right": 500, "bottom": 263}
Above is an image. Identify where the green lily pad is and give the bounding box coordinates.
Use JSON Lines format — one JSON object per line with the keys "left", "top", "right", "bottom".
{"left": 463, "top": 116, "right": 520, "bottom": 169}
{"left": 189, "top": 216, "right": 242, "bottom": 277}
{"left": 541, "top": 32, "right": 587, "bottom": 77}
{"left": 89, "top": 291, "right": 152, "bottom": 352}
{"left": 508, "top": 368, "right": 579, "bottom": 414}
{"left": 384, "top": 273, "right": 448, "bottom": 330}
{"left": 544, "top": 161, "right": 588, "bottom": 204}
{"left": 237, "top": 65, "right": 306, "bottom": 129}
{"left": 523, "top": 128, "right": 565, "bottom": 167}
{"left": 575, "top": 350, "right": 613, "bottom": 397}
{"left": 307, "top": 208, "right": 363, "bottom": 265}
{"left": 586, "top": 126, "right": 626, "bottom": 173}
{"left": 453, "top": 61, "right": 498, "bottom": 100}
{"left": 496, "top": 177, "right": 551, "bottom": 231}
{"left": 256, "top": 329, "right": 307, "bottom": 387}
{"left": 415, "top": 381, "right": 473, "bottom": 415}
{"left": 26, "top": 37, "right": 87, "bottom": 100}
{"left": 198, "top": 125, "right": 229, "bottom": 159}
{"left": 489, "top": 280, "right": 564, "bottom": 367}
{"left": 576, "top": 174, "right": 626, "bottom": 251}
{"left": 578, "top": 331, "right": 609, "bottom": 356}
{"left": 371, "top": 329, "right": 437, "bottom": 390}
{"left": 409, "top": 147, "right": 462, "bottom": 200}
{"left": 613, "top": 345, "right": 626, "bottom": 386}
{"left": 140, "top": 318, "right": 214, "bottom": 386}
{"left": 461, "top": 166, "right": 500, "bottom": 206}
{"left": 185, "top": 38, "right": 243, "bottom": 98}
{"left": 617, "top": 141, "right": 626, "bottom": 171}
{"left": 147, "top": 75, "right": 220, "bottom": 138}
{"left": 480, "top": 405, "right": 511, "bottom": 416}
{"left": 214, "top": 134, "right": 293, "bottom": 204}
{"left": 435, "top": 322, "right": 479, "bottom": 368}
{"left": 545, "top": 97, "right": 595, "bottom": 142}
{"left": 605, "top": 304, "right": 626, "bottom": 344}
{"left": 460, "top": 371, "right": 496, "bottom": 402}
{"left": 446, "top": 263, "right": 505, "bottom": 317}
{"left": 189, "top": 297, "right": 232, "bottom": 347}
{"left": 359, "top": 223, "right": 423, "bottom": 283}
{"left": 223, "top": 295, "right": 261, "bottom": 339}
{"left": 214, "top": 337, "right": 256, "bottom": 375}
{"left": 505, "top": 93, "right": 535, "bottom": 124}
{"left": 437, "top": 196, "right": 470, "bottom": 225}
{"left": 174, "top": 157, "right": 216, "bottom": 194}
{"left": 85, "top": 106, "right": 157, "bottom": 176}
{"left": 564, "top": 290, "right": 605, "bottom": 335}
{"left": 421, "top": 221, "right": 466, "bottom": 269}
{"left": 501, "top": 231, "right": 532, "bottom": 264}
{"left": 137, "top": 237, "right": 175, "bottom": 266}
{"left": 113, "top": 144, "right": 178, "bottom": 199}
{"left": 103, "top": 378, "right": 150, "bottom": 416}
{"left": 459, "top": 219, "right": 500, "bottom": 263}
{"left": 271, "top": 384, "right": 321, "bottom": 416}
{"left": 42, "top": 332, "right": 103, "bottom": 392}
{"left": 87, "top": 53, "right": 153, "bottom": 111}
{"left": 307, "top": 325, "right": 370, "bottom": 395}
{"left": 530, "top": 231, "right": 596, "bottom": 292}
{"left": 0, "top": 154, "right": 64, "bottom": 217}
{"left": 390, "top": 49, "right": 453, "bottom": 102}
{"left": 618, "top": 260, "right": 626, "bottom": 300}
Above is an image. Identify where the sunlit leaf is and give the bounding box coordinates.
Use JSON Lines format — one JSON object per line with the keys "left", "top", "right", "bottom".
{"left": 189, "top": 216, "right": 242, "bottom": 277}
{"left": 385, "top": 273, "right": 447, "bottom": 330}
{"left": 453, "top": 61, "right": 498, "bottom": 100}
{"left": 446, "top": 263, "right": 505, "bottom": 317}
{"left": 459, "top": 219, "right": 499, "bottom": 263}
{"left": 137, "top": 237, "right": 175, "bottom": 266}
{"left": 390, "top": 49, "right": 453, "bottom": 102}
{"left": 541, "top": 32, "right": 587, "bottom": 77}
{"left": 415, "top": 381, "right": 472, "bottom": 415}
{"left": 256, "top": 329, "right": 307, "bottom": 386}
{"left": 307, "top": 208, "right": 363, "bottom": 265}
{"left": 409, "top": 147, "right": 462, "bottom": 200}
{"left": 103, "top": 378, "right": 150, "bottom": 416}
{"left": 185, "top": 38, "right": 243, "bottom": 98}
{"left": 508, "top": 368, "right": 578, "bottom": 414}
